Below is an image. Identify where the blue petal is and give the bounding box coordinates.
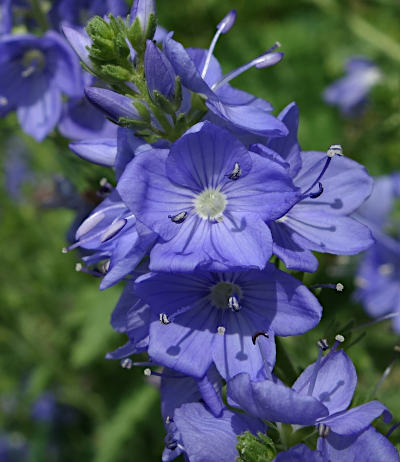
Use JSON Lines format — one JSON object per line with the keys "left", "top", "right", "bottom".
{"left": 148, "top": 305, "right": 218, "bottom": 378}
{"left": 293, "top": 350, "right": 357, "bottom": 415}
{"left": 267, "top": 102, "right": 302, "bottom": 177}
{"left": 228, "top": 373, "right": 328, "bottom": 425}
{"left": 69, "top": 138, "right": 117, "bottom": 167}
{"left": 320, "top": 401, "right": 392, "bottom": 435}
{"left": 174, "top": 403, "right": 264, "bottom": 462}
{"left": 145, "top": 40, "right": 176, "bottom": 99}
{"left": 17, "top": 79, "right": 61, "bottom": 141}
{"left": 85, "top": 87, "right": 141, "bottom": 122}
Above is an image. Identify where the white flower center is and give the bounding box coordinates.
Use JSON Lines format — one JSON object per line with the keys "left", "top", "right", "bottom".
{"left": 194, "top": 188, "right": 227, "bottom": 220}
{"left": 210, "top": 281, "right": 242, "bottom": 309}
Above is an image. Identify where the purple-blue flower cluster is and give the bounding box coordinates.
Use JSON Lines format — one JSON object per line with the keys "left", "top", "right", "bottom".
{"left": 4, "top": 0, "right": 394, "bottom": 460}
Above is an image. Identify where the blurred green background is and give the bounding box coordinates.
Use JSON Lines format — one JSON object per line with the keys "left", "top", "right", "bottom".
{"left": 0, "top": 0, "right": 399, "bottom": 460}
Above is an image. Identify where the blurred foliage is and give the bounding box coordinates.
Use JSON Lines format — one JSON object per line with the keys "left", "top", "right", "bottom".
{"left": 0, "top": 0, "right": 399, "bottom": 460}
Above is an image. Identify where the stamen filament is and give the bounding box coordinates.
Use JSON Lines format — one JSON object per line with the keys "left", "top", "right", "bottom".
{"left": 201, "top": 10, "right": 237, "bottom": 78}
{"left": 211, "top": 42, "right": 282, "bottom": 91}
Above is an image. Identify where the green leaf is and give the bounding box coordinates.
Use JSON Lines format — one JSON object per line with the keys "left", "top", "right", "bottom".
{"left": 236, "top": 431, "right": 276, "bottom": 462}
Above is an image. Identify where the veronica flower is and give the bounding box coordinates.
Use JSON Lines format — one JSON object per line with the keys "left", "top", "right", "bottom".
{"left": 261, "top": 103, "right": 374, "bottom": 272}
{"left": 355, "top": 238, "right": 400, "bottom": 333}
{"left": 63, "top": 190, "right": 156, "bottom": 289}
{"left": 164, "top": 10, "right": 287, "bottom": 138}
{"left": 160, "top": 367, "right": 264, "bottom": 462}
{"left": 0, "top": 31, "right": 82, "bottom": 140}
{"left": 133, "top": 264, "right": 322, "bottom": 381}
{"left": 117, "top": 121, "right": 300, "bottom": 272}
{"left": 323, "top": 56, "right": 381, "bottom": 117}
{"left": 228, "top": 340, "right": 392, "bottom": 455}
{"left": 274, "top": 426, "right": 400, "bottom": 462}
{"left": 354, "top": 174, "right": 400, "bottom": 333}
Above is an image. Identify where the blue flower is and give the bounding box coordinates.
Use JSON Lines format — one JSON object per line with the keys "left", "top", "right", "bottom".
{"left": 164, "top": 11, "right": 287, "bottom": 138}
{"left": 160, "top": 367, "right": 264, "bottom": 462}
{"left": 0, "top": 31, "right": 82, "bottom": 140}
{"left": 228, "top": 345, "right": 392, "bottom": 454}
{"left": 260, "top": 103, "right": 374, "bottom": 272}
{"left": 117, "top": 121, "right": 300, "bottom": 272}
{"left": 355, "top": 237, "right": 400, "bottom": 333}
{"left": 64, "top": 190, "right": 156, "bottom": 289}
{"left": 274, "top": 427, "right": 399, "bottom": 462}
{"left": 323, "top": 56, "right": 381, "bottom": 117}
{"left": 354, "top": 174, "right": 400, "bottom": 333}
{"left": 133, "top": 264, "right": 322, "bottom": 380}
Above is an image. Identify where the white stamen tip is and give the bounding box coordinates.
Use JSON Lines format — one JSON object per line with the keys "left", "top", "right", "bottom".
{"left": 99, "top": 177, "right": 108, "bottom": 187}
{"left": 327, "top": 144, "right": 343, "bottom": 157}
{"left": 336, "top": 283, "right": 344, "bottom": 292}
{"left": 275, "top": 41, "right": 282, "bottom": 48}
{"left": 0, "top": 96, "right": 8, "bottom": 106}
{"left": 335, "top": 334, "right": 345, "bottom": 343}
{"left": 378, "top": 263, "right": 394, "bottom": 276}
{"left": 144, "top": 368, "right": 152, "bottom": 376}
{"left": 61, "top": 247, "right": 68, "bottom": 254}
{"left": 160, "top": 313, "right": 170, "bottom": 325}
{"left": 317, "top": 338, "right": 329, "bottom": 351}
{"left": 101, "top": 260, "right": 110, "bottom": 273}
{"left": 75, "top": 263, "right": 83, "bottom": 272}
{"left": 165, "top": 416, "right": 172, "bottom": 424}
{"left": 120, "top": 358, "right": 133, "bottom": 369}
{"left": 217, "top": 326, "right": 226, "bottom": 336}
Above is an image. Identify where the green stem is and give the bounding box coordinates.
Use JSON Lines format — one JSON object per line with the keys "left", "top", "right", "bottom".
{"left": 29, "top": 0, "right": 50, "bottom": 33}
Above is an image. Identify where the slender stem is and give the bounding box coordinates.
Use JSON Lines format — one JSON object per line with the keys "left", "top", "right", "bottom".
{"left": 29, "top": 0, "right": 50, "bottom": 33}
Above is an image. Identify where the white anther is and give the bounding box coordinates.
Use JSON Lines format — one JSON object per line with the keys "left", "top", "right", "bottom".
{"left": 336, "top": 283, "right": 344, "bottom": 292}
{"left": 101, "top": 260, "right": 110, "bottom": 273}
{"left": 217, "top": 326, "right": 226, "bottom": 336}
{"left": 317, "top": 338, "right": 329, "bottom": 351}
{"left": 327, "top": 144, "right": 343, "bottom": 157}
{"left": 75, "top": 263, "right": 83, "bottom": 272}
{"left": 121, "top": 358, "right": 133, "bottom": 369}
{"left": 61, "top": 247, "right": 68, "bottom": 254}
{"left": 378, "top": 263, "right": 394, "bottom": 276}
{"left": 0, "top": 96, "right": 8, "bottom": 106}
{"left": 160, "top": 313, "right": 170, "bottom": 325}
{"left": 144, "top": 368, "right": 152, "bottom": 376}
{"left": 335, "top": 334, "right": 345, "bottom": 343}
{"left": 165, "top": 416, "right": 172, "bottom": 424}
{"left": 99, "top": 177, "right": 109, "bottom": 187}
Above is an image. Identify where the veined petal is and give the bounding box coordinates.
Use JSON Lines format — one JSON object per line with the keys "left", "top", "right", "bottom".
{"left": 117, "top": 148, "right": 193, "bottom": 241}
{"left": 148, "top": 304, "right": 217, "bottom": 378}
{"left": 69, "top": 138, "right": 117, "bottom": 167}
{"left": 293, "top": 350, "right": 357, "bottom": 415}
{"left": 228, "top": 373, "right": 328, "bottom": 424}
